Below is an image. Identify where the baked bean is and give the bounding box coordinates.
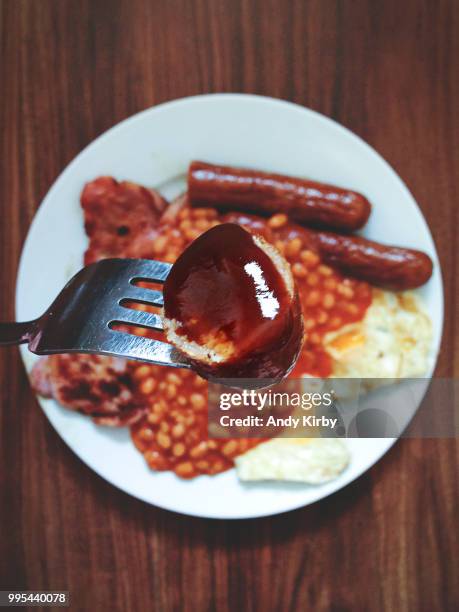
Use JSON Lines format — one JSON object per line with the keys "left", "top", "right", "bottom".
{"left": 286, "top": 237, "right": 302, "bottom": 258}
{"left": 344, "top": 303, "right": 359, "bottom": 315}
{"left": 152, "top": 235, "right": 168, "bottom": 255}
{"left": 166, "top": 372, "right": 182, "bottom": 386}
{"left": 268, "top": 213, "right": 288, "bottom": 228}
{"left": 166, "top": 384, "right": 177, "bottom": 399}
{"left": 324, "top": 278, "right": 337, "bottom": 291}
{"left": 305, "top": 290, "right": 321, "bottom": 306}
{"left": 317, "top": 310, "right": 328, "bottom": 325}
{"left": 140, "top": 378, "right": 157, "bottom": 395}
{"left": 300, "top": 249, "right": 320, "bottom": 266}
{"left": 134, "top": 365, "right": 151, "bottom": 381}
{"left": 322, "top": 293, "right": 335, "bottom": 309}
{"left": 195, "top": 218, "right": 212, "bottom": 231}
{"left": 172, "top": 443, "right": 186, "bottom": 457}
{"left": 157, "top": 432, "right": 171, "bottom": 449}
{"left": 152, "top": 400, "right": 166, "bottom": 414}
{"left": 175, "top": 461, "right": 195, "bottom": 477}
{"left": 338, "top": 284, "right": 354, "bottom": 298}
{"left": 160, "top": 421, "right": 170, "bottom": 434}
{"left": 185, "top": 228, "right": 201, "bottom": 241}
{"left": 222, "top": 440, "right": 239, "bottom": 457}
{"left": 147, "top": 413, "right": 161, "bottom": 425}
{"left": 292, "top": 262, "right": 307, "bottom": 278}
{"left": 145, "top": 451, "right": 169, "bottom": 471}
{"left": 139, "top": 427, "right": 154, "bottom": 441}
{"left": 190, "top": 393, "right": 206, "bottom": 409}
{"left": 172, "top": 423, "right": 185, "bottom": 438}
{"left": 209, "top": 460, "right": 226, "bottom": 475}
{"left": 190, "top": 442, "right": 208, "bottom": 458}
{"left": 179, "top": 219, "right": 191, "bottom": 232}
{"left": 318, "top": 264, "right": 333, "bottom": 276}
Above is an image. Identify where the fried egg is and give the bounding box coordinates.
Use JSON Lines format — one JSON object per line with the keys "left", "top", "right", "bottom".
{"left": 235, "top": 289, "right": 432, "bottom": 485}
{"left": 235, "top": 438, "right": 350, "bottom": 484}
{"left": 324, "top": 289, "right": 432, "bottom": 379}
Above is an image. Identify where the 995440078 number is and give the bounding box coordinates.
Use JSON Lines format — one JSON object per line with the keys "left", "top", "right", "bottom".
{"left": 0, "top": 592, "right": 69, "bottom": 607}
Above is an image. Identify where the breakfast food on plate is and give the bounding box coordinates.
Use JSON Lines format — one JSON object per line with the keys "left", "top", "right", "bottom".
{"left": 162, "top": 223, "right": 304, "bottom": 382}
{"left": 82, "top": 176, "right": 167, "bottom": 264}
{"left": 30, "top": 353, "right": 147, "bottom": 426}
{"left": 309, "top": 231, "right": 433, "bottom": 290}
{"left": 188, "top": 161, "right": 372, "bottom": 231}
{"left": 324, "top": 289, "right": 432, "bottom": 379}
{"left": 131, "top": 364, "right": 261, "bottom": 478}
{"left": 235, "top": 438, "right": 350, "bottom": 484}
{"left": 222, "top": 212, "right": 433, "bottom": 290}
{"left": 30, "top": 161, "right": 434, "bottom": 483}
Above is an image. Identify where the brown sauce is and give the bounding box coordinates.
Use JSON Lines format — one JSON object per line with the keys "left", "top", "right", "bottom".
{"left": 163, "top": 223, "right": 302, "bottom": 380}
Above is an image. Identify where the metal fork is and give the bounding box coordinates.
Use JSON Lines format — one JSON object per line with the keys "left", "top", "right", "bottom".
{"left": 0, "top": 258, "right": 191, "bottom": 369}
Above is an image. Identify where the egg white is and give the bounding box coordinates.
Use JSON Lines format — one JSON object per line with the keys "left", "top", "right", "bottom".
{"left": 324, "top": 289, "right": 432, "bottom": 379}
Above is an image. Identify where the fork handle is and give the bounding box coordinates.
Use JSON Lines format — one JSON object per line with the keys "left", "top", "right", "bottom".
{"left": 0, "top": 321, "right": 36, "bottom": 346}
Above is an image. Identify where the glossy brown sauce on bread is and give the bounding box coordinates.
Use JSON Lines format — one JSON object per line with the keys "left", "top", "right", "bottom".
{"left": 163, "top": 223, "right": 303, "bottom": 381}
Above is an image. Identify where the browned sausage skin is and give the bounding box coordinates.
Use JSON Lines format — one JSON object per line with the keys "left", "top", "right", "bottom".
{"left": 313, "top": 232, "right": 433, "bottom": 291}
{"left": 221, "top": 212, "right": 433, "bottom": 290}
{"left": 188, "top": 161, "right": 371, "bottom": 231}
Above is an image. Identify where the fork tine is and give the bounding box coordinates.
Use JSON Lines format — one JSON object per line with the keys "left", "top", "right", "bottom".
{"left": 113, "top": 309, "right": 164, "bottom": 330}
{"left": 127, "top": 259, "right": 172, "bottom": 283}
{"left": 122, "top": 286, "right": 164, "bottom": 306}
{"left": 105, "top": 330, "right": 189, "bottom": 368}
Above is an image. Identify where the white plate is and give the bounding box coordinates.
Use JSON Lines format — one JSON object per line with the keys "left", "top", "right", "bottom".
{"left": 16, "top": 94, "right": 443, "bottom": 519}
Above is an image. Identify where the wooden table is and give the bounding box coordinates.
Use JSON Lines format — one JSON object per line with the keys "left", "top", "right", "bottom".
{"left": 1, "top": 1, "right": 458, "bottom": 610}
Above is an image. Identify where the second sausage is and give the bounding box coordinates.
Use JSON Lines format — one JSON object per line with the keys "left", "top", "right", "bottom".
{"left": 188, "top": 160, "right": 371, "bottom": 232}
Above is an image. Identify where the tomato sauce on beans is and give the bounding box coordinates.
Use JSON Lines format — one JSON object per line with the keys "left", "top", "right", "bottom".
{"left": 130, "top": 204, "right": 372, "bottom": 478}
{"left": 131, "top": 365, "right": 260, "bottom": 478}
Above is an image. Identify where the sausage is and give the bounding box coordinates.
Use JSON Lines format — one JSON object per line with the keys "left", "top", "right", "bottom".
{"left": 220, "top": 212, "right": 433, "bottom": 290}
{"left": 313, "top": 232, "right": 433, "bottom": 290}
{"left": 188, "top": 160, "right": 371, "bottom": 231}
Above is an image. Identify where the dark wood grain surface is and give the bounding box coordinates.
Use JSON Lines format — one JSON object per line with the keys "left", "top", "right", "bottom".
{"left": 1, "top": 1, "right": 458, "bottom": 610}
